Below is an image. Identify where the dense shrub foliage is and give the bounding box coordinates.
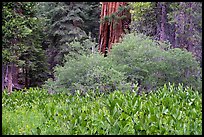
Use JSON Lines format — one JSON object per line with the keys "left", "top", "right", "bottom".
{"left": 44, "top": 52, "right": 127, "bottom": 94}
{"left": 2, "top": 84, "right": 202, "bottom": 135}
{"left": 44, "top": 33, "right": 201, "bottom": 94}
{"left": 109, "top": 33, "right": 202, "bottom": 92}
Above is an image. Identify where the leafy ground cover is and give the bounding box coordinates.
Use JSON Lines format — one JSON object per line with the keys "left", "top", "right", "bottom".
{"left": 2, "top": 84, "right": 202, "bottom": 135}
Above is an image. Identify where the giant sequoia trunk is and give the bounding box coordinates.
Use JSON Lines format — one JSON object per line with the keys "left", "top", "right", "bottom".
{"left": 98, "top": 2, "right": 131, "bottom": 55}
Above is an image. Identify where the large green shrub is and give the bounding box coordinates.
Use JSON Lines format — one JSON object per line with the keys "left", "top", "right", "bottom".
{"left": 44, "top": 50, "right": 128, "bottom": 94}
{"left": 44, "top": 33, "right": 201, "bottom": 94}
{"left": 109, "top": 33, "right": 202, "bottom": 92}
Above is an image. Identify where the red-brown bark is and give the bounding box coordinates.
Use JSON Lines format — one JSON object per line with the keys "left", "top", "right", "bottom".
{"left": 98, "top": 2, "right": 131, "bottom": 54}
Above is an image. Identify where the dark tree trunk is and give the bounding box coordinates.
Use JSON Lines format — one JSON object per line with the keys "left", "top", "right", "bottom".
{"left": 175, "top": 2, "right": 185, "bottom": 48}
{"left": 186, "top": 2, "right": 194, "bottom": 52}
{"left": 159, "top": 2, "right": 167, "bottom": 42}
{"left": 12, "top": 64, "right": 19, "bottom": 88}
{"left": 167, "top": 22, "right": 176, "bottom": 48}
{"left": 165, "top": 3, "right": 176, "bottom": 48}
{"left": 25, "top": 63, "right": 29, "bottom": 88}
{"left": 98, "top": 2, "right": 131, "bottom": 55}
{"left": 4, "top": 65, "right": 9, "bottom": 90}
{"left": 2, "top": 64, "right": 5, "bottom": 91}
{"left": 155, "top": 2, "right": 161, "bottom": 40}
{"left": 11, "top": 64, "right": 24, "bottom": 90}
{"left": 7, "top": 63, "right": 13, "bottom": 94}
{"left": 47, "top": 47, "right": 59, "bottom": 80}
{"left": 174, "top": 23, "right": 179, "bottom": 48}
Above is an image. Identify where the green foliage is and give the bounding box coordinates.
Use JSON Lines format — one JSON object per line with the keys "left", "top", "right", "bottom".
{"left": 2, "top": 2, "right": 36, "bottom": 64}
{"left": 167, "top": 2, "right": 202, "bottom": 63}
{"left": 45, "top": 32, "right": 201, "bottom": 93}
{"left": 129, "top": 2, "right": 156, "bottom": 36}
{"left": 44, "top": 48, "right": 126, "bottom": 93}
{"left": 62, "top": 38, "right": 97, "bottom": 63}
{"left": 2, "top": 84, "right": 202, "bottom": 135}
{"left": 100, "top": 4, "right": 131, "bottom": 29}
{"left": 108, "top": 33, "right": 202, "bottom": 92}
{"left": 129, "top": 2, "right": 202, "bottom": 64}
{"left": 81, "top": 2, "right": 101, "bottom": 40}
{"left": 37, "top": 2, "right": 100, "bottom": 68}
{"left": 129, "top": 2, "right": 152, "bottom": 21}
{"left": 2, "top": 2, "right": 50, "bottom": 86}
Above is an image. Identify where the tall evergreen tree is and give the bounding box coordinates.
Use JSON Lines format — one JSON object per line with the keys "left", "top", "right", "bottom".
{"left": 36, "top": 2, "right": 100, "bottom": 78}
{"left": 2, "top": 2, "right": 49, "bottom": 92}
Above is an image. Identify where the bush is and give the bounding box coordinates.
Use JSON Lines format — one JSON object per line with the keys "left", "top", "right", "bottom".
{"left": 44, "top": 52, "right": 128, "bottom": 94}
{"left": 44, "top": 33, "right": 201, "bottom": 94}
{"left": 108, "top": 33, "right": 202, "bottom": 92}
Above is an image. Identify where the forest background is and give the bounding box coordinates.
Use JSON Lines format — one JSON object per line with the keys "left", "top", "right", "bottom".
{"left": 2, "top": 2, "right": 202, "bottom": 93}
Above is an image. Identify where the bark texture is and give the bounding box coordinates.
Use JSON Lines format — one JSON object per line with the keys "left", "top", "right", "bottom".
{"left": 186, "top": 2, "right": 194, "bottom": 53}
{"left": 2, "top": 64, "right": 5, "bottom": 91}
{"left": 175, "top": 2, "right": 185, "bottom": 48}
{"left": 160, "top": 2, "right": 167, "bottom": 42}
{"left": 98, "top": 2, "right": 131, "bottom": 54}
{"left": 7, "top": 64, "right": 13, "bottom": 94}
{"left": 2, "top": 63, "right": 24, "bottom": 92}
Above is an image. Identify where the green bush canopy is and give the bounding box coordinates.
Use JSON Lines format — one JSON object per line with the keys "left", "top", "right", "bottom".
{"left": 44, "top": 33, "right": 202, "bottom": 94}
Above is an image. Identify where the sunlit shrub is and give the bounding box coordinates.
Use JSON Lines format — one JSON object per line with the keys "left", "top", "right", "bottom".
{"left": 109, "top": 33, "right": 202, "bottom": 92}
{"left": 44, "top": 52, "right": 127, "bottom": 94}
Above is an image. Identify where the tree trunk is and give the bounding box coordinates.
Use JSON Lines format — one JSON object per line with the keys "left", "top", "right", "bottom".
{"left": 25, "top": 62, "right": 30, "bottom": 88}
{"left": 98, "top": 2, "right": 131, "bottom": 55}
{"left": 2, "top": 64, "right": 5, "bottom": 91}
{"left": 12, "top": 64, "right": 19, "bottom": 89}
{"left": 186, "top": 2, "right": 194, "bottom": 52}
{"left": 164, "top": 3, "right": 176, "bottom": 48}
{"left": 175, "top": 2, "right": 185, "bottom": 48}
{"left": 7, "top": 63, "right": 13, "bottom": 94}
{"left": 155, "top": 2, "right": 161, "bottom": 41}
{"left": 167, "top": 22, "right": 176, "bottom": 48}
{"left": 159, "top": 2, "right": 167, "bottom": 42}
